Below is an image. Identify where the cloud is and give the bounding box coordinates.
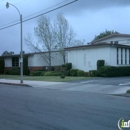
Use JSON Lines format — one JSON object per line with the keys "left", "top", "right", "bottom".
{"left": 60, "top": 0, "right": 130, "bottom": 14}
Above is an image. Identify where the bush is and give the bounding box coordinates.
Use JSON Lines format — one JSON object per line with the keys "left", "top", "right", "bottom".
{"left": 60, "top": 73, "right": 65, "bottom": 79}
{"left": 97, "top": 66, "right": 130, "bottom": 77}
{"left": 30, "top": 71, "right": 43, "bottom": 76}
{"left": 97, "top": 60, "right": 105, "bottom": 70}
{"left": 65, "top": 70, "right": 70, "bottom": 76}
{"left": 126, "top": 89, "right": 130, "bottom": 93}
{"left": 44, "top": 71, "right": 60, "bottom": 76}
{"left": 89, "top": 70, "right": 97, "bottom": 77}
{"left": 77, "top": 70, "right": 85, "bottom": 77}
{"left": 7, "top": 68, "right": 20, "bottom": 75}
{"left": 70, "top": 69, "right": 78, "bottom": 76}
{"left": 66, "top": 63, "right": 72, "bottom": 76}
{"left": 0, "top": 58, "right": 5, "bottom": 74}
{"left": 84, "top": 72, "right": 89, "bottom": 77}
{"left": 66, "top": 63, "right": 72, "bottom": 70}
{"left": 62, "top": 64, "right": 66, "bottom": 68}
{"left": 5, "top": 69, "right": 10, "bottom": 75}
{"left": 40, "top": 72, "right": 45, "bottom": 76}
{"left": 23, "top": 56, "right": 30, "bottom": 75}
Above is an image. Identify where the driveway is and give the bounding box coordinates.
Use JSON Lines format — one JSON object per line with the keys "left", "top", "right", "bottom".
{"left": 33, "top": 77, "right": 130, "bottom": 94}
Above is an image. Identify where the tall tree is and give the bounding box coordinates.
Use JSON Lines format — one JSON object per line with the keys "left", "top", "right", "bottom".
{"left": 25, "top": 16, "right": 55, "bottom": 69}
{"left": 93, "top": 30, "right": 119, "bottom": 41}
{"left": 54, "top": 14, "right": 84, "bottom": 64}
{"left": 25, "top": 14, "right": 85, "bottom": 66}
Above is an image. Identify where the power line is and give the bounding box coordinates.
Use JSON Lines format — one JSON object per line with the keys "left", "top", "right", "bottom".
{"left": 0, "top": 0, "right": 68, "bottom": 28}
{"left": 23, "top": 0, "right": 68, "bottom": 19}
{"left": 0, "top": 0, "right": 77, "bottom": 30}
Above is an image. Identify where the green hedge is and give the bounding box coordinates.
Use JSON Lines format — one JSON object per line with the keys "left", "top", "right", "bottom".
{"left": 0, "top": 58, "right": 5, "bottom": 74}
{"left": 23, "top": 56, "right": 30, "bottom": 75}
{"left": 44, "top": 71, "right": 60, "bottom": 76}
{"left": 30, "top": 71, "right": 44, "bottom": 76}
{"left": 66, "top": 63, "right": 72, "bottom": 70}
{"left": 97, "top": 66, "right": 130, "bottom": 77}
{"left": 89, "top": 70, "right": 97, "bottom": 77}
{"left": 5, "top": 68, "right": 20, "bottom": 75}
{"left": 97, "top": 60, "right": 105, "bottom": 70}
{"left": 77, "top": 70, "right": 85, "bottom": 77}
{"left": 70, "top": 69, "right": 79, "bottom": 76}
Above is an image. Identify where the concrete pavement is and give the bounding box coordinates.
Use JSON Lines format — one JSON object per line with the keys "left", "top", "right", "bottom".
{"left": 0, "top": 78, "right": 130, "bottom": 95}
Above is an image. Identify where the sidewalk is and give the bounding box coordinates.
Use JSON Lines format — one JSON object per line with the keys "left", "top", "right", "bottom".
{"left": 0, "top": 79, "right": 66, "bottom": 88}
{"left": 0, "top": 79, "right": 130, "bottom": 97}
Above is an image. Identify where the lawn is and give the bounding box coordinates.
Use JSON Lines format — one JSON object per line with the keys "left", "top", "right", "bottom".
{"left": 0, "top": 75, "right": 92, "bottom": 82}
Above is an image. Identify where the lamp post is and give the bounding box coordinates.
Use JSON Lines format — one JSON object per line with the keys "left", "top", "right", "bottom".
{"left": 6, "top": 2, "right": 23, "bottom": 83}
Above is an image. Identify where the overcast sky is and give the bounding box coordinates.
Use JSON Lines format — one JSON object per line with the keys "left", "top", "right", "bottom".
{"left": 0, "top": 0, "right": 130, "bottom": 55}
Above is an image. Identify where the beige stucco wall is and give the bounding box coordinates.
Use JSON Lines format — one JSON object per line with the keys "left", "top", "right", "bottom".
{"left": 28, "top": 52, "right": 64, "bottom": 67}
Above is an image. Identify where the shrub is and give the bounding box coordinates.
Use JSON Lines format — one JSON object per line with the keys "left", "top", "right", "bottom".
{"left": 66, "top": 63, "right": 72, "bottom": 70}
{"left": 89, "top": 70, "right": 97, "bottom": 77}
{"left": 66, "top": 63, "right": 72, "bottom": 76}
{"left": 77, "top": 70, "right": 85, "bottom": 77}
{"left": 7, "top": 68, "right": 20, "bottom": 75}
{"left": 62, "top": 64, "right": 66, "bottom": 68}
{"left": 60, "top": 73, "right": 65, "bottom": 79}
{"left": 61, "top": 64, "right": 67, "bottom": 73}
{"left": 84, "top": 72, "right": 89, "bottom": 77}
{"left": 5, "top": 69, "right": 10, "bottom": 75}
{"left": 40, "top": 72, "right": 45, "bottom": 76}
{"left": 70, "top": 69, "right": 78, "bottom": 76}
{"left": 126, "top": 89, "right": 130, "bottom": 93}
{"left": 97, "top": 60, "right": 105, "bottom": 70}
{"left": 0, "top": 58, "right": 5, "bottom": 74}
{"left": 30, "top": 71, "right": 43, "bottom": 76}
{"left": 23, "top": 56, "right": 29, "bottom": 75}
{"left": 97, "top": 66, "right": 130, "bottom": 77}
{"left": 44, "top": 71, "right": 60, "bottom": 76}
{"left": 65, "top": 70, "right": 70, "bottom": 76}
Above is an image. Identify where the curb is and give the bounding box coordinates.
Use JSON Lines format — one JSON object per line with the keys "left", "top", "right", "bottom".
{"left": 0, "top": 82, "right": 32, "bottom": 87}
{"left": 111, "top": 94, "right": 130, "bottom": 98}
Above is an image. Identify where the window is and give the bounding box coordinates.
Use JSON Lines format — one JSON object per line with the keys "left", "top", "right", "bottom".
{"left": 125, "top": 48, "right": 127, "bottom": 64}
{"left": 117, "top": 48, "right": 119, "bottom": 65}
{"left": 114, "top": 41, "right": 118, "bottom": 44}
{"left": 121, "top": 48, "right": 123, "bottom": 64}
{"left": 12, "top": 57, "right": 19, "bottom": 67}
{"left": 127, "top": 39, "right": 130, "bottom": 44}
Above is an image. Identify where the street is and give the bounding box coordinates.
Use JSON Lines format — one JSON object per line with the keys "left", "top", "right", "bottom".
{"left": 0, "top": 83, "right": 129, "bottom": 130}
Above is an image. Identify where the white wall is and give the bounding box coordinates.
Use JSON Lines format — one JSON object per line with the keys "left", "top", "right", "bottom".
{"left": 94, "top": 36, "right": 130, "bottom": 45}
{"left": 110, "top": 47, "right": 117, "bottom": 66}
{"left": 68, "top": 46, "right": 111, "bottom": 72}
{"left": 28, "top": 52, "right": 64, "bottom": 67}
{"left": 4, "top": 58, "right": 12, "bottom": 67}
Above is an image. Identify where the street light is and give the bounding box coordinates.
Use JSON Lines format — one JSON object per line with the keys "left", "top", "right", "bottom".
{"left": 6, "top": 2, "right": 23, "bottom": 83}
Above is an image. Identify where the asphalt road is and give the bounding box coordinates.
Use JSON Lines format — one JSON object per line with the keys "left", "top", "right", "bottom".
{"left": 0, "top": 84, "right": 129, "bottom": 130}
